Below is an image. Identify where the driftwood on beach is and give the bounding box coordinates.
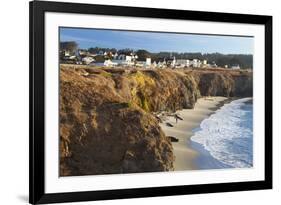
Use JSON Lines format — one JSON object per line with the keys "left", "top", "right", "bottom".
{"left": 167, "top": 136, "right": 179, "bottom": 142}
{"left": 166, "top": 122, "right": 174, "bottom": 127}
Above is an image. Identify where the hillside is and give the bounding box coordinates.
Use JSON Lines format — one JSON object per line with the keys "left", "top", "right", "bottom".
{"left": 59, "top": 65, "right": 253, "bottom": 176}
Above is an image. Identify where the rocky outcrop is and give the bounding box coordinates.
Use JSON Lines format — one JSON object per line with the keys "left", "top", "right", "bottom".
{"left": 119, "top": 69, "right": 200, "bottom": 112}
{"left": 60, "top": 67, "right": 174, "bottom": 176}
{"left": 193, "top": 70, "right": 252, "bottom": 97}
{"left": 59, "top": 65, "right": 253, "bottom": 176}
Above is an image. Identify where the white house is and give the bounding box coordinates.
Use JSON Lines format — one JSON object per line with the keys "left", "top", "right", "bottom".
{"left": 135, "top": 58, "right": 152, "bottom": 68}
{"left": 64, "top": 51, "right": 70, "bottom": 57}
{"left": 82, "top": 56, "right": 95, "bottom": 65}
{"left": 157, "top": 61, "right": 163, "bottom": 68}
{"left": 231, "top": 64, "right": 240, "bottom": 69}
{"left": 211, "top": 61, "right": 217, "bottom": 68}
{"left": 191, "top": 59, "right": 200, "bottom": 68}
{"left": 104, "top": 59, "right": 118, "bottom": 67}
{"left": 112, "top": 53, "right": 118, "bottom": 59}
{"left": 152, "top": 61, "right": 157, "bottom": 68}
{"left": 176, "top": 59, "right": 190, "bottom": 67}
{"left": 172, "top": 56, "right": 176, "bottom": 67}
{"left": 157, "top": 60, "right": 167, "bottom": 68}
{"left": 111, "top": 54, "right": 134, "bottom": 66}
{"left": 69, "top": 55, "right": 77, "bottom": 60}
{"left": 146, "top": 58, "right": 151, "bottom": 66}
{"left": 165, "top": 56, "right": 176, "bottom": 67}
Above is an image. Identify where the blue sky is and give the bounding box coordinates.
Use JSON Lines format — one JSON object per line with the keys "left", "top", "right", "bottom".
{"left": 60, "top": 27, "right": 253, "bottom": 54}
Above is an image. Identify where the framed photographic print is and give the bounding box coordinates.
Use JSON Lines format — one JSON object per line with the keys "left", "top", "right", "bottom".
{"left": 29, "top": 0, "right": 272, "bottom": 204}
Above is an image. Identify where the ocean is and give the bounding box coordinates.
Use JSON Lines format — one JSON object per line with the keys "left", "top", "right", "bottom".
{"left": 190, "top": 98, "right": 253, "bottom": 169}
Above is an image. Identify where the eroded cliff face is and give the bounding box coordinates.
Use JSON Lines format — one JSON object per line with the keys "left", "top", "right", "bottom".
{"left": 193, "top": 70, "right": 253, "bottom": 97}
{"left": 113, "top": 69, "right": 200, "bottom": 112}
{"left": 59, "top": 65, "right": 253, "bottom": 176}
{"left": 59, "top": 67, "right": 175, "bottom": 176}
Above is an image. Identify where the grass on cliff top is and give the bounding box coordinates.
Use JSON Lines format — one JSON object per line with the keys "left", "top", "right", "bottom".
{"left": 100, "top": 71, "right": 112, "bottom": 78}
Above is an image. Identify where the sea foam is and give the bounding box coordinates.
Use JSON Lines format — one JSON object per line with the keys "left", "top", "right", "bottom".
{"left": 191, "top": 98, "right": 253, "bottom": 168}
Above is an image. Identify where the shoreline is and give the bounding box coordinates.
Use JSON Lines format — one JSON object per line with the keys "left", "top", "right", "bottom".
{"left": 159, "top": 96, "right": 229, "bottom": 170}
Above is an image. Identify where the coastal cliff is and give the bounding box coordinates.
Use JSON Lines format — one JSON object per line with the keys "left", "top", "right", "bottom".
{"left": 59, "top": 65, "right": 253, "bottom": 176}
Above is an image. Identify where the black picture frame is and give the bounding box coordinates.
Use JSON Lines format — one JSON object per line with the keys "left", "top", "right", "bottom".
{"left": 29, "top": 0, "right": 272, "bottom": 204}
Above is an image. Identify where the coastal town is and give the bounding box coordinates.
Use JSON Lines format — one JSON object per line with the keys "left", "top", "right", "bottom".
{"left": 59, "top": 29, "right": 254, "bottom": 176}
{"left": 60, "top": 46, "right": 243, "bottom": 70}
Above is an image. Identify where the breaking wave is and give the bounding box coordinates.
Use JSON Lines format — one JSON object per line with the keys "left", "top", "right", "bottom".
{"left": 191, "top": 98, "right": 253, "bottom": 168}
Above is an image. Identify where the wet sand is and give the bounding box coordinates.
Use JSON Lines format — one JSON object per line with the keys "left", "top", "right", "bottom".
{"left": 160, "top": 96, "right": 228, "bottom": 170}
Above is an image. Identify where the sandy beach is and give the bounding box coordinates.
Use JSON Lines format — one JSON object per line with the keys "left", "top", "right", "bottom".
{"left": 160, "top": 96, "right": 228, "bottom": 170}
